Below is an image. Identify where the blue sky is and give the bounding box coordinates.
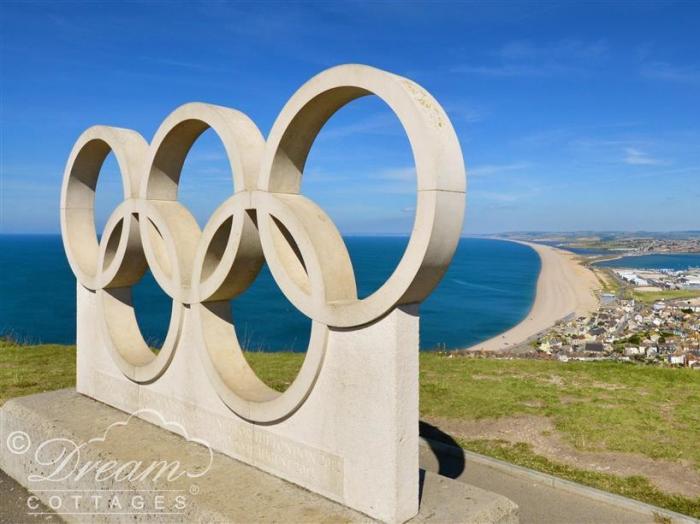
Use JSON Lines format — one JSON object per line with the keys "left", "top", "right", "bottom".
{"left": 1, "top": 1, "right": 698, "bottom": 235}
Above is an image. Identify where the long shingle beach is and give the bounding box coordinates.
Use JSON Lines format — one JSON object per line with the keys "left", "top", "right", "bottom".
{"left": 466, "top": 241, "right": 601, "bottom": 352}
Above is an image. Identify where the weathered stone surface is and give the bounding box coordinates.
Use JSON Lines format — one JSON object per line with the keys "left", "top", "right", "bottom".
{"left": 1, "top": 390, "right": 519, "bottom": 523}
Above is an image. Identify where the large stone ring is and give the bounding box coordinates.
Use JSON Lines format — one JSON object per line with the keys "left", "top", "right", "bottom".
{"left": 60, "top": 64, "right": 466, "bottom": 422}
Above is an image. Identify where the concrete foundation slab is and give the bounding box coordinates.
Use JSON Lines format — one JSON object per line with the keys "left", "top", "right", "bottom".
{"left": 1, "top": 390, "right": 518, "bottom": 523}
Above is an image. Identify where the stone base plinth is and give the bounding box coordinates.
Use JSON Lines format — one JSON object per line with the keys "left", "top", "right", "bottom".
{"left": 1, "top": 390, "right": 518, "bottom": 523}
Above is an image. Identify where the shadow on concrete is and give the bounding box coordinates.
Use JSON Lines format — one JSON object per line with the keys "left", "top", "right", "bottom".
{"left": 418, "top": 468, "right": 426, "bottom": 503}
{"left": 420, "top": 420, "right": 466, "bottom": 479}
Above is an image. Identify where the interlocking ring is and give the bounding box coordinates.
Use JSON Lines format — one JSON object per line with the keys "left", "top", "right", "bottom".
{"left": 60, "top": 64, "right": 466, "bottom": 423}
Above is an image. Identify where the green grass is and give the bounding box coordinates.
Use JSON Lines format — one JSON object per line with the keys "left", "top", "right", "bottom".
{"left": 0, "top": 340, "right": 75, "bottom": 405}
{"left": 631, "top": 289, "right": 700, "bottom": 304}
{"left": 418, "top": 354, "right": 700, "bottom": 466}
{"left": 460, "top": 440, "right": 700, "bottom": 518}
{"left": 2, "top": 342, "right": 699, "bottom": 516}
{"left": 243, "top": 351, "right": 305, "bottom": 392}
{"left": 420, "top": 355, "right": 700, "bottom": 517}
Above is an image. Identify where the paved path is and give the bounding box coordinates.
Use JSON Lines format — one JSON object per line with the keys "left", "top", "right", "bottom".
{"left": 453, "top": 458, "right": 653, "bottom": 523}
{"left": 0, "top": 469, "right": 60, "bottom": 523}
{"left": 419, "top": 438, "right": 660, "bottom": 524}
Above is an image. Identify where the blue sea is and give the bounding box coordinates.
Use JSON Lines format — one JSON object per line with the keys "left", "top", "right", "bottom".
{"left": 597, "top": 253, "right": 700, "bottom": 271}
{"left": 0, "top": 235, "right": 541, "bottom": 351}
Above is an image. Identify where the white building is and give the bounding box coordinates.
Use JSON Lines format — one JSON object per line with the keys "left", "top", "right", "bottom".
{"left": 669, "top": 354, "right": 686, "bottom": 365}
{"left": 616, "top": 270, "right": 649, "bottom": 286}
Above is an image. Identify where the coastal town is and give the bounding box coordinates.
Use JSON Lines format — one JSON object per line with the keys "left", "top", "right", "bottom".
{"left": 535, "top": 293, "right": 700, "bottom": 367}
{"left": 593, "top": 237, "right": 700, "bottom": 254}
{"left": 533, "top": 265, "right": 700, "bottom": 368}
{"left": 472, "top": 232, "right": 700, "bottom": 367}
{"left": 499, "top": 231, "right": 700, "bottom": 255}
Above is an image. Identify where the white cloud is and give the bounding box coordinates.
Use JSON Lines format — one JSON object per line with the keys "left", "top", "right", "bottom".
{"left": 469, "top": 162, "right": 530, "bottom": 177}
{"left": 641, "top": 62, "right": 700, "bottom": 85}
{"left": 443, "top": 101, "right": 485, "bottom": 124}
{"left": 624, "top": 147, "right": 660, "bottom": 166}
{"left": 318, "top": 112, "right": 402, "bottom": 139}
{"left": 451, "top": 63, "right": 555, "bottom": 77}
{"left": 452, "top": 39, "right": 607, "bottom": 78}
{"left": 379, "top": 167, "right": 415, "bottom": 181}
{"left": 499, "top": 39, "right": 607, "bottom": 61}
{"left": 471, "top": 190, "right": 520, "bottom": 203}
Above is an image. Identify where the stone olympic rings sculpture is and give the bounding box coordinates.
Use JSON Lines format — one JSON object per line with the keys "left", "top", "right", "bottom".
{"left": 60, "top": 64, "right": 466, "bottom": 423}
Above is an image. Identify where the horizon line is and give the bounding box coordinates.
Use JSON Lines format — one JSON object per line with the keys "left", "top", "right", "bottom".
{"left": 1, "top": 230, "right": 699, "bottom": 237}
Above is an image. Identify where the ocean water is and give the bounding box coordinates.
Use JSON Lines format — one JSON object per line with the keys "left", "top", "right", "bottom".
{"left": 0, "top": 235, "right": 539, "bottom": 351}
{"left": 597, "top": 253, "right": 700, "bottom": 271}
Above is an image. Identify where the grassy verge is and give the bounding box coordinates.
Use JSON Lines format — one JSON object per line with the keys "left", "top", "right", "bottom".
{"left": 1, "top": 341, "right": 698, "bottom": 516}
{"left": 461, "top": 439, "right": 699, "bottom": 518}
{"left": 592, "top": 266, "right": 620, "bottom": 294}
{"left": 0, "top": 341, "right": 75, "bottom": 405}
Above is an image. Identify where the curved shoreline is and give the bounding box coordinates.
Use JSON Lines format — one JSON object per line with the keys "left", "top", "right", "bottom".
{"left": 464, "top": 240, "right": 601, "bottom": 352}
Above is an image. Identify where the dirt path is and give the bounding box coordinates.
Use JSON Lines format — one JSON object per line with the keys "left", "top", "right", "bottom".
{"left": 427, "top": 414, "right": 700, "bottom": 498}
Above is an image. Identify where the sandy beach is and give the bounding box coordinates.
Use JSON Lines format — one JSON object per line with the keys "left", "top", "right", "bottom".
{"left": 466, "top": 241, "right": 601, "bottom": 352}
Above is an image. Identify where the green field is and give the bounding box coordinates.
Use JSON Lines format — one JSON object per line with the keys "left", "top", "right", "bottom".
{"left": 1, "top": 340, "right": 698, "bottom": 517}
{"left": 631, "top": 289, "right": 700, "bottom": 304}
{"left": 0, "top": 342, "right": 75, "bottom": 404}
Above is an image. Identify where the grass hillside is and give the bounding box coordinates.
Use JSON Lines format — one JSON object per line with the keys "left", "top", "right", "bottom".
{"left": 1, "top": 340, "right": 698, "bottom": 517}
